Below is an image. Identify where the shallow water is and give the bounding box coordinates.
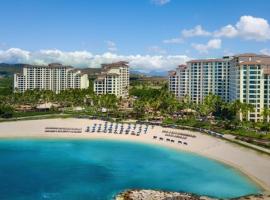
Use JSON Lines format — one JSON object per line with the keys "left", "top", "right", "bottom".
{"left": 0, "top": 139, "right": 261, "bottom": 199}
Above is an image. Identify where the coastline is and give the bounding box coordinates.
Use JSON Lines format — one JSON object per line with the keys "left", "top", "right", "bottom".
{"left": 115, "top": 189, "right": 270, "bottom": 200}
{"left": 0, "top": 118, "right": 269, "bottom": 194}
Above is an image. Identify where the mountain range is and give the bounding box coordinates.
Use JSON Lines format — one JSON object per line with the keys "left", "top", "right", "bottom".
{"left": 0, "top": 63, "right": 166, "bottom": 77}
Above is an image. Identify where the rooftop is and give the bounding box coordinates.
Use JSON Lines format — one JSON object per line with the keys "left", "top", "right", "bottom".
{"left": 187, "top": 58, "right": 229, "bottom": 63}
{"left": 239, "top": 61, "right": 262, "bottom": 65}
{"left": 178, "top": 64, "right": 187, "bottom": 70}
{"left": 101, "top": 61, "right": 129, "bottom": 70}
{"left": 234, "top": 53, "right": 270, "bottom": 58}
{"left": 168, "top": 70, "right": 176, "bottom": 76}
{"left": 94, "top": 61, "right": 129, "bottom": 81}
{"left": 24, "top": 63, "right": 73, "bottom": 69}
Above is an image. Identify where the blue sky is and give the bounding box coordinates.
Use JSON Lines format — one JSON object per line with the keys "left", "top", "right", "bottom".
{"left": 0, "top": 0, "right": 270, "bottom": 72}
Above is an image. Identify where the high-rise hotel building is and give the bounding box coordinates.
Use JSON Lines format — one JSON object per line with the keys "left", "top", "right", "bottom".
{"left": 94, "top": 61, "right": 129, "bottom": 97}
{"left": 229, "top": 54, "right": 270, "bottom": 122}
{"left": 14, "top": 63, "right": 89, "bottom": 93}
{"left": 168, "top": 53, "right": 270, "bottom": 122}
{"left": 168, "top": 65, "right": 189, "bottom": 98}
{"left": 187, "top": 57, "right": 231, "bottom": 103}
{"left": 168, "top": 70, "right": 178, "bottom": 97}
{"left": 169, "top": 58, "right": 231, "bottom": 103}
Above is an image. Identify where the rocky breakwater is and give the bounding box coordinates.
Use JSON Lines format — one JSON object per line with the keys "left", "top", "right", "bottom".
{"left": 115, "top": 190, "right": 270, "bottom": 200}
{"left": 115, "top": 190, "right": 216, "bottom": 200}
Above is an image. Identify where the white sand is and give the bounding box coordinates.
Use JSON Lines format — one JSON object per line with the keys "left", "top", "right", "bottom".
{"left": 0, "top": 118, "right": 270, "bottom": 192}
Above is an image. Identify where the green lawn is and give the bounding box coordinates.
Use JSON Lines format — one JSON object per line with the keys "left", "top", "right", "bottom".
{"left": 13, "top": 111, "right": 62, "bottom": 118}
{"left": 163, "top": 117, "right": 270, "bottom": 140}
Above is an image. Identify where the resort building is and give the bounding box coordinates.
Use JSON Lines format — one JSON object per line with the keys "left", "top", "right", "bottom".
{"left": 229, "top": 53, "right": 270, "bottom": 122}
{"left": 168, "top": 70, "right": 178, "bottom": 97}
{"left": 14, "top": 63, "right": 89, "bottom": 93}
{"left": 94, "top": 61, "right": 130, "bottom": 97}
{"left": 187, "top": 57, "right": 231, "bottom": 103}
{"left": 168, "top": 53, "right": 270, "bottom": 122}
{"left": 168, "top": 65, "right": 189, "bottom": 98}
{"left": 169, "top": 57, "right": 231, "bottom": 103}
{"left": 177, "top": 64, "right": 189, "bottom": 99}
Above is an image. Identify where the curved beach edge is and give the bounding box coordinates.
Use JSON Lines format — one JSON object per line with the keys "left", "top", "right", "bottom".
{"left": 0, "top": 118, "right": 269, "bottom": 194}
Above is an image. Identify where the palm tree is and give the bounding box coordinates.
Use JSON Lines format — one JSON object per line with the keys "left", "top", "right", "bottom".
{"left": 166, "top": 95, "right": 179, "bottom": 115}
{"left": 261, "top": 107, "right": 270, "bottom": 122}
{"left": 228, "top": 100, "right": 254, "bottom": 122}
{"left": 229, "top": 100, "right": 243, "bottom": 120}
{"left": 198, "top": 94, "right": 222, "bottom": 120}
{"left": 241, "top": 103, "right": 254, "bottom": 121}
{"left": 133, "top": 99, "right": 146, "bottom": 119}
{"left": 150, "top": 98, "right": 161, "bottom": 116}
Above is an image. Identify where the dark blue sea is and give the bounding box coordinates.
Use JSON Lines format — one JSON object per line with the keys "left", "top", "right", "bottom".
{"left": 0, "top": 140, "right": 261, "bottom": 199}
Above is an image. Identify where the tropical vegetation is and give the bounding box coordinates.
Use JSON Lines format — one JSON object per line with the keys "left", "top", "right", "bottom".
{"left": 0, "top": 78, "right": 269, "bottom": 141}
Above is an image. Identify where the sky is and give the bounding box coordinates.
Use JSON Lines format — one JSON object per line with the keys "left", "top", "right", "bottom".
{"left": 0, "top": 0, "right": 270, "bottom": 73}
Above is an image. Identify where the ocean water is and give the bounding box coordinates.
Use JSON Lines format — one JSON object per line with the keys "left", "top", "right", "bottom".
{"left": 0, "top": 139, "right": 261, "bottom": 200}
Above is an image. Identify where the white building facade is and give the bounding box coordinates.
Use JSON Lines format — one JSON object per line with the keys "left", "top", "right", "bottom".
{"left": 94, "top": 61, "right": 129, "bottom": 97}
{"left": 14, "top": 63, "right": 89, "bottom": 93}
{"left": 229, "top": 53, "right": 270, "bottom": 122}
{"left": 168, "top": 53, "right": 270, "bottom": 122}
{"left": 168, "top": 65, "right": 189, "bottom": 98}
{"left": 168, "top": 70, "right": 178, "bottom": 97}
{"left": 169, "top": 58, "right": 231, "bottom": 103}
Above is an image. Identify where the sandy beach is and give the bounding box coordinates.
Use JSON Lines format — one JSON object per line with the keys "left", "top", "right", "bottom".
{"left": 0, "top": 118, "right": 270, "bottom": 193}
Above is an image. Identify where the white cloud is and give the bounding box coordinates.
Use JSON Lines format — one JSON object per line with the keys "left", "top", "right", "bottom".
{"left": 164, "top": 26, "right": 210, "bottom": 44}
{"left": 151, "top": 0, "right": 170, "bottom": 5}
{"left": 182, "top": 25, "right": 211, "bottom": 38}
{"left": 0, "top": 48, "right": 191, "bottom": 73}
{"left": 105, "top": 40, "right": 117, "bottom": 52}
{"left": 163, "top": 38, "right": 183, "bottom": 44}
{"left": 147, "top": 46, "right": 167, "bottom": 54}
{"left": 215, "top": 16, "right": 270, "bottom": 41}
{"left": 178, "top": 16, "right": 270, "bottom": 41}
{"left": 214, "top": 25, "right": 238, "bottom": 38}
{"left": 0, "top": 48, "right": 30, "bottom": 63}
{"left": 236, "top": 16, "right": 270, "bottom": 41}
{"left": 192, "top": 39, "right": 222, "bottom": 54}
{"left": 260, "top": 48, "right": 270, "bottom": 55}
{"left": 128, "top": 54, "right": 190, "bottom": 72}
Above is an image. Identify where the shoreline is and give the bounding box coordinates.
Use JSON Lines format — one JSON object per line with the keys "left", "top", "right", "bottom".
{"left": 115, "top": 189, "right": 270, "bottom": 200}
{"left": 0, "top": 118, "right": 270, "bottom": 194}
{"left": 0, "top": 134, "right": 267, "bottom": 193}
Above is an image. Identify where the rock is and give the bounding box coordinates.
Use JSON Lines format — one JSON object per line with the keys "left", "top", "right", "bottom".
{"left": 115, "top": 190, "right": 270, "bottom": 200}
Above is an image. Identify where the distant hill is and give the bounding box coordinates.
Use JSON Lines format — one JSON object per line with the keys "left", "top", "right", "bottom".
{"left": 130, "top": 69, "right": 167, "bottom": 77}
{"left": 0, "top": 63, "right": 102, "bottom": 78}
{"left": 0, "top": 63, "right": 167, "bottom": 78}
{"left": 0, "top": 63, "right": 26, "bottom": 77}
{"left": 80, "top": 68, "right": 101, "bottom": 78}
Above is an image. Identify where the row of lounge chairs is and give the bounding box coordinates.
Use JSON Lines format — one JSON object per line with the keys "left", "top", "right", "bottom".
{"left": 44, "top": 127, "right": 82, "bottom": 133}
{"left": 204, "top": 130, "right": 223, "bottom": 138}
{"left": 165, "top": 133, "right": 187, "bottom": 140}
{"left": 162, "top": 130, "right": 196, "bottom": 138}
{"left": 85, "top": 122, "right": 150, "bottom": 135}
{"left": 152, "top": 136, "right": 188, "bottom": 145}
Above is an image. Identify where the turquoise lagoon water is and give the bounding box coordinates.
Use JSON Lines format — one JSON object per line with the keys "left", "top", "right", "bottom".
{"left": 0, "top": 139, "right": 261, "bottom": 200}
